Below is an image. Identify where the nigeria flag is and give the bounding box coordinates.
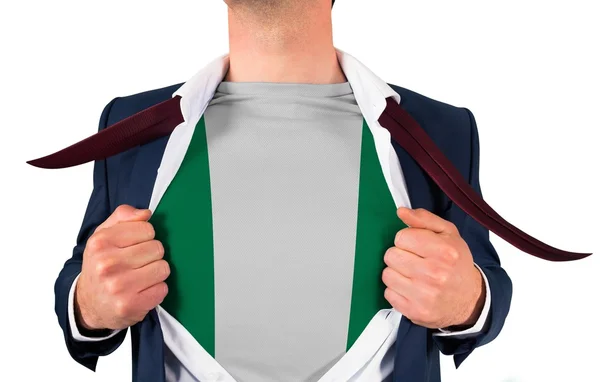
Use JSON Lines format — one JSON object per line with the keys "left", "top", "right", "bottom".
{"left": 149, "top": 113, "right": 406, "bottom": 380}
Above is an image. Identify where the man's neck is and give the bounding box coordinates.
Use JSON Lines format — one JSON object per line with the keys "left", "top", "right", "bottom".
{"left": 223, "top": 1, "right": 346, "bottom": 84}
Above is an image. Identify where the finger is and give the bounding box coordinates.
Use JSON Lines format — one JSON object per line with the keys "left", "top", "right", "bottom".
{"left": 397, "top": 207, "right": 457, "bottom": 235}
{"left": 136, "top": 282, "right": 169, "bottom": 312}
{"left": 383, "top": 247, "right": 425, "bottom": 278}
{"left": 381, "top": 267, "right": 416, "bottom": 300}
{"left": 384, "top": 287, "right": 433, "bottom": 327}
{"left": 102, "top": 221, "right": 155, "bottom": 248}
{"left": 384, "top": 287, "right": 411, "bottom": 315}
{"left": 130, "top": 260, "right": 171, "bottom": 292}
{"left": 96, "top": 204, "right": 152, "bottom": 232}
{"left": 120, "top": 240, "right": 165, "bottom": 269}
{"left": 394, "top": 227, "right": 448, "bottom": 259}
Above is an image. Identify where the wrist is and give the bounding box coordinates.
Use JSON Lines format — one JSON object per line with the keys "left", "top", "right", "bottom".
{"left": 450, "top": 266, "right": 485, "bottom": 329}
{"left": 74, "top": 279, "right": 103, "bottom": 332}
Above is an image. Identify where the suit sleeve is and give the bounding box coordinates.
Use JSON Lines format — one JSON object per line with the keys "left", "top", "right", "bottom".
{"left": 432, "top": 108, "right": 513, "bottom": 368}
{"left": 53, "top": 97, "right": 128, "bottom": 371}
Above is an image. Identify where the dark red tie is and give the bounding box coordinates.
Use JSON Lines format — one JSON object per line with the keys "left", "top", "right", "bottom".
{"left": 27, "top": 96, "right": 591, "bottom": 262}
{"left": 27, "top": 96, "right": 184, "bottom": 169}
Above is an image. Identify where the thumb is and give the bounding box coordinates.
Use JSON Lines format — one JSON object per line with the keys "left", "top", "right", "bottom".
{"left": 96, "top": 204, "right": 152, "bottom": 231}
{"left": 396, "top": 207, "right": 456, "bottom": 235}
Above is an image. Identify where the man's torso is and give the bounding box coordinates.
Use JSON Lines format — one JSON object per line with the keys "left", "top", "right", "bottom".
{"left": 101, "top": 80, "right": 473, "bottom": 382}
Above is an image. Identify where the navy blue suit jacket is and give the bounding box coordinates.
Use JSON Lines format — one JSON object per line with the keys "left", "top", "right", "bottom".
{"left": 54, "top": 83, "right": 512, "bottom": 382}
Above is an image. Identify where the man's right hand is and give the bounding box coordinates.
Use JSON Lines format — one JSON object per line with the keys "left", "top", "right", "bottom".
{"left": 74, "top": 204, "right": 170, "bottom": 331}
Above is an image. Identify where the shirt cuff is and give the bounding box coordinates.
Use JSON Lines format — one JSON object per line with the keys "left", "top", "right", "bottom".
{"left": 68, "top": 273, "right": 122, "bottom": 342}
{"left": 433, "top": 263, "right": 491, "bottom": 337}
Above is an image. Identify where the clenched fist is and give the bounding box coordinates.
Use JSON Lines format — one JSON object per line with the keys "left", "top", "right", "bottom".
{"left": 74, "top": 205, "right": 170, "bottom": 331}
{"left": 382, "top": 207, "right": 485, "bottom": 330}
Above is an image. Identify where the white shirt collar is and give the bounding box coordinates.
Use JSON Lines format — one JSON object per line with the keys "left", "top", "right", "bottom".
{"left": 172, "top": 48, "right": 401, "bottom": 125}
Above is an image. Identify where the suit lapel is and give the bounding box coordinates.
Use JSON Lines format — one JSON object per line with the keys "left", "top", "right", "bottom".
{"left": 126, "top": 135, "right": 171, "bottom": 209}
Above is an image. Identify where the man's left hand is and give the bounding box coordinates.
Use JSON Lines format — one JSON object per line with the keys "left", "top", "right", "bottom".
{"left": 382, "top": 207, "right": 485, "bottom": 330}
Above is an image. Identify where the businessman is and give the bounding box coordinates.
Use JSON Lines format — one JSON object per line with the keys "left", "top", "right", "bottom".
{"left": 29, "top": 0, "right": 589, "bottom": 381}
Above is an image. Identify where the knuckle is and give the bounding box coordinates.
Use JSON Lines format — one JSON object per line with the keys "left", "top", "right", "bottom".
{"left": 381, "top": 267, "right": 394, "bottom": 285}
{"left": 383, "top": 247, "right": 396, "bottom": 266}
{"left": 156, "top": 260, "right": 171, "bottom": 280}
{"left": 445, "top": 246, "right": 460, "bottom": 263}
{"left": 104, "top": 277, "right": 122, "bottom": 295}
{"left": 415, "top": 208, "right": 428, "bottom": 216}
{"left": 429, "top": 267, "right": 449, "bottom": 286}
{"left": 86, "top": 234, "right": 106, "bottom": 253}
{"left": 446, "top": 221, "right": 458, "bottom": 234}
{"left": 158, "top": 282, "right": 169, "bottom": 299}
{"left": 142, "top": 283, "right": 168, "bottom": 309}
{"left": 435, "top": 271, "right": 449, "bottom": 286}
{"left": 153, "top": 282, "right": 169, "bottom": 304}
{"left": 394, "top": 229, "right": 408, "bottom": 247}
{"left": 94, "top": 258, "right": 115, "bottom": 277}
{"left": 114, "top": 204, "right": 131, "bottom": 218}
{"left": 395, "top": 228, "right": 417, "bottom": 247}
{"left": 115, "top": 204, "right": 129, "bottom": 213}
{"left": 113, "top": 298, "right": 131, "bottom": 318}
{"left": 163, "top": 261, "right": 171, "bottom": 278}
{"left": 154, "top": 240, "right": 165, "bottom": 258}
{"left": 141, "top": 222, "right": 156, "bottom": 240}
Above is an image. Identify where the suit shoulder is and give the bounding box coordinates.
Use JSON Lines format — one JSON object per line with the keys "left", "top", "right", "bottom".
{"left": 105, "top": 82, "right": 185, "bottom": 126}
{"left": 387, "top": 83, "right": 472, "bottom": 135}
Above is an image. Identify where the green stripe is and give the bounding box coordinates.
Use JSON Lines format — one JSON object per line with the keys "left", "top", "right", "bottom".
{"left": 347, "top": 119, "right": 408, "bottom": 350}
{"left": 150, "top": 116, "right": 216, "bottom": 355}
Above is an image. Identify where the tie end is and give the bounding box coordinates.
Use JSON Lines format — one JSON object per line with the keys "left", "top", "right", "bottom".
{"left": 26, "top": 157, "right": 62, "bottom": 169}
{"left": 576, "top": 252, "right": 593, "bottom": 260}
{"left": 26, "top": 158, "right": 46, "bottom": 168}
{"left": 552, "top": 251, "right": 593, "bottom": 262}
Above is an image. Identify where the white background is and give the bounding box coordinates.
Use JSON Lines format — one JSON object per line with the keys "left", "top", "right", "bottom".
{"left": 2, "top": 0, "right": 599, "bottom": 381}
